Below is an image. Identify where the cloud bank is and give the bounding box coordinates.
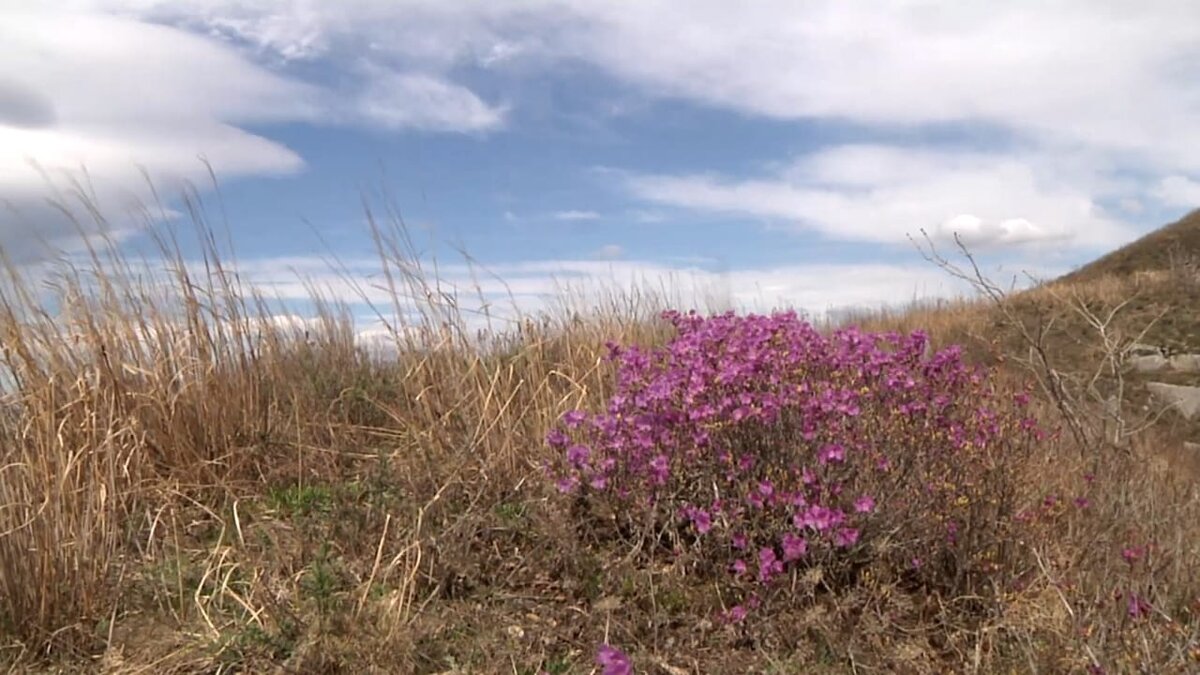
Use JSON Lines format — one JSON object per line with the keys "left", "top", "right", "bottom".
{"left": 623, "top": 144, "right": 1132, "bottom": 250}
{"left": 7, "top": 1, "right": 1200, "bottom": 267}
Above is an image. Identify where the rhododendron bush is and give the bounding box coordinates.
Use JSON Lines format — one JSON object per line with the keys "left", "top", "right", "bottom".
{"left": 546, "top": 310, "right": 1042, "bottom": 618}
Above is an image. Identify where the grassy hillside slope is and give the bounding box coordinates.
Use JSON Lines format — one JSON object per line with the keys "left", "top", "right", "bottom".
{"left": 1063, "top": 208, "right": 1200, "bottom": 283}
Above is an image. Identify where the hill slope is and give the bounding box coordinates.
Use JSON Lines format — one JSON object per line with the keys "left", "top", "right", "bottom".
{"left": 1063, "top": 207, "right": 1200, "bottom": 282}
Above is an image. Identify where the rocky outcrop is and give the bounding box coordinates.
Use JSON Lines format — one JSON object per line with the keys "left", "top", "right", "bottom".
{"left": 1129, "top": 354, "right": 1169, "bottom": 373}
{"left": 1168, "top": 354, "right": 1200, "bottom": 373}
{"left": 1129, "top": 342, "right": 1164, "bottom": 357}
{"left": 1128, "top": 352, "right": 1200, "bottom": 373}
{"left": 1147, "top": 382, "right": 1200, "bottom": 420}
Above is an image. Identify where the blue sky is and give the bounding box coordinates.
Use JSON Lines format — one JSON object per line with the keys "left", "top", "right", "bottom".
{"left": 4, "top": 1, "right": 1200, "bottom": 330}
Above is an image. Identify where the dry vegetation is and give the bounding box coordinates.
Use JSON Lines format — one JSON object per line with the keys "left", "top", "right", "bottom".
{"left": 1, "top": 194, "right": 1198, "bottom": 674}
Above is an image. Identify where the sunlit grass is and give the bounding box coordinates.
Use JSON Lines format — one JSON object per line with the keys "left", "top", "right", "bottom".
{"left": 0, "top": 187, "right": 1197, "bottom": 673}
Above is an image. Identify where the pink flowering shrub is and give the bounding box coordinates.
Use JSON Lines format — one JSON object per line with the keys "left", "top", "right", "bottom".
{"left": 546, "top": 310, "right": 1041, "bottom": 615}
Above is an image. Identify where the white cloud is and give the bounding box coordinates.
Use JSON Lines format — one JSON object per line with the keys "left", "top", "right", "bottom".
{"left": 552, "top": 210, "right": 601, "bottom": 221}
{"left": 354, "top": 71, "right": 506, "bottom": 132}
{"left": 1152, "top": 175, "right": 1200, "bottom": 209}
{"left": 625, "top": 144, "right": 1134, "bottom": 251}
{"left": 1118, "top": 198, "right": 1145, "bottom": 214}
{"left": 93, "top": 0, "right": 511, "bottom": 131}
{"left": 593, "top": 244, "right": 623, "bottom": 259}
{"left": 220, "top": 252, "right": 1051, "bottom": 330}
{"left": 480, "top": 40, "right": 527, "bottom": 67}
{"left": 110, "top": 1, "right": 1200, "bottom": 172}
{"left": 558, "top": 2, "right": 1200, "bottom": 174}
{"left": 109, "top": 0, "right": 1200, "bottom": 249}
{"left": 0, "top": 8, "right": 317, "bottom": 258}
{"left": 0, "top": 4, "right": 509, "bottom": 259}
{"left": 36, "top": 247, "right": 1048, "bottom": 354}
{"left": 11, "top": 1, "right": 1200, "bottom": 262}
{"left": 933, "top": 215, "right": 1052, "bottom": 249}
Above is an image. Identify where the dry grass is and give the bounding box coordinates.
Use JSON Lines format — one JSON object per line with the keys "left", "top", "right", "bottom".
{"left": 1063, "top": 207, "right": 1200, "bottom": 283}
{"left": 0, "top": 191, "right": 1197, "bottom": 673}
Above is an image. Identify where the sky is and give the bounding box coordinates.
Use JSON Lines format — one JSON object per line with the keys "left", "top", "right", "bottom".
{"left": 3, "top": 1, "right": 1200, "bottom": 332}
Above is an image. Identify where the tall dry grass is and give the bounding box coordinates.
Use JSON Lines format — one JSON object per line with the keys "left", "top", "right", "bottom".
{"left": 0, "top": 185, "right": 1196, "bottom": 672}
{"left": 0, "top": 197, "right": 343, "bottom": 654}
{"left": 0, "top": 186, "right": 684, "bottom": 665}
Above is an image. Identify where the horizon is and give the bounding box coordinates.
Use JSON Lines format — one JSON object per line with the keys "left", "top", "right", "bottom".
{"left": 4, "top": 2, "right": 1200, "bottom": 333}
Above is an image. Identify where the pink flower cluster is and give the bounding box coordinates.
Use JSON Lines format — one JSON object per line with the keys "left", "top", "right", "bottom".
{"left": 596, "top": 644, "right": 631, "bottom": 675}
{"left": 547, "top": 310, "right": 1040, "bottom": 613}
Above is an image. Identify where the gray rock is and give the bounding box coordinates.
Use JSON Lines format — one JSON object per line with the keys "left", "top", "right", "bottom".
{"left": 1129, "top": 354, "right": 1170, "bottom": 373}
{"left": 1129, "top": 342, "right": 1164, "bottom": 357}
{"left": 1168, "top": 354, "right": 1200, "bottom": 373}
{"left": 1147, "top": 382, "right": 1200, "bottom": 420}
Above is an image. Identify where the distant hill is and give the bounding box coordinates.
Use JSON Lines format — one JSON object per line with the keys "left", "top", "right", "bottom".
{"left": 1062, "top": 208, "right": 1200, "bottom": 283}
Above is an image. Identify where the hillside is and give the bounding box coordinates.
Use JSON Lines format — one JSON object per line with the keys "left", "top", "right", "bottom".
{"left": 861, "top": 212, "right": 1200, "bottom": 475}
{"left": 1062, "top": 207, "right": 1200, "bottom": 282}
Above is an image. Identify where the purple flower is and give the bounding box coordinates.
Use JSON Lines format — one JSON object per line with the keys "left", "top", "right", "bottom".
{"left": 746, "top": 490, "right": 765, "bottom": 510}
{"left": 725, "top": 604, "right": 748, "bottom": 624}
{"left": 833, "top": 527, "right": 860, "bottom": 548}
{"left": 730, "top": 559, "right": 747, "bottom": 576}
{"left": 648, "top": 454, "right": 670, "bottom": 484}
{"left": 795, "top": 505, "right": 843, "bottom": 532}
{"left": 562, "top": 410, "right": 586, "bottom": 428}
{"left": 757, "top": 546, "right": 775, "bottom": 565}
{"left": 603, "top": 340, "right": 623, "bottom": 360}
{"left": 757, "top": 547, "right": 783, "bottom": 582}
{"left": 758, "top": 480, "right": 775, "bottom": 499}
{"left": 819, "top": 443, "right": 845, "bottom": 464}
{"left": 1127, "top": 592, "right": 1151, "bottom": 620}
{"left": 1122, "top": 546, "right": 1144, "bottom": 566}
{"left": 596, "top": 644, "right": 632, "bottom": 675}
{"left": 543, "top": 310, "right": 1035, "bottom": 611}
{"left": 781, "top": 533, "right": 807, "bottom": 561}
{"left": 566, "top": 444, "right": 590, "bottom": 468}
{"left": 545, "top": 428, "right": 570, "bottom": 448}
